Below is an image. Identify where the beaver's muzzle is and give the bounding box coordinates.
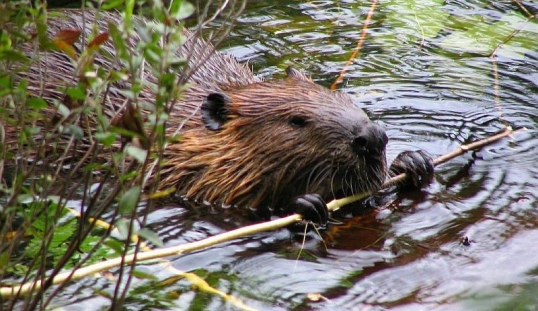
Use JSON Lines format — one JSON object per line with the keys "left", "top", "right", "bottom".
{"left": 350, "top": 124, "right": 388, "bottom": 157}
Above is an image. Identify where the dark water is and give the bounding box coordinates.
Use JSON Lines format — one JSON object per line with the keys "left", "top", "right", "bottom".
{"left": 58, "top": 1, "right": 538, "bottom": 310}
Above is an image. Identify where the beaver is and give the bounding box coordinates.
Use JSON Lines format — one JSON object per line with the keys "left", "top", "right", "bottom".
{"left": 6, "top": 9, "right": 433, "bottom": 224}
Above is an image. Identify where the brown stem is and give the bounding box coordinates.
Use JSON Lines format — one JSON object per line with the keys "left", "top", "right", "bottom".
{"left": 330, "top": 0, "right": 378, "bottom": 90}
{"left": 513, "top": 0, "right": 534, "bottom": 18}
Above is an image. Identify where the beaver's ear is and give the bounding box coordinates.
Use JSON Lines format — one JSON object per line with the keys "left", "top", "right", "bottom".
{"left": 201, "top": 93, "right": 230, "bottom": 131}
{"left": 285, "top": 66, "right": 313, "bottom": 82}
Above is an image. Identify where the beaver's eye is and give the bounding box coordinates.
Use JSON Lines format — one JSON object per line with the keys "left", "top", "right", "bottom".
{"left": 289, "top": 115, "right": 308, "bottom": 127}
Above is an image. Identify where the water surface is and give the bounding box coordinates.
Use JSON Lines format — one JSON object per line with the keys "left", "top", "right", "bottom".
{"left": 57, "top": 1, "right": 538, "bottom": 310}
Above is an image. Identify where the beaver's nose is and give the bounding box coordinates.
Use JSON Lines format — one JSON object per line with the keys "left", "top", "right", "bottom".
{"left": 350, "top": 124, "right": 388, "bottom": 157}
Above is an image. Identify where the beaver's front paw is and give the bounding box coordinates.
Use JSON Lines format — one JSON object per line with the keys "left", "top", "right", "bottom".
{"left": 287, "top": 194, "right": 328, "bottom": 226}
{"left": 389, "top": 150, "right": 434, "bottom": 189}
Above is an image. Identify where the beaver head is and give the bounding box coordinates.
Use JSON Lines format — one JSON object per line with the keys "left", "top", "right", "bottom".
{"left": 160, "top": 67, "right": 388, "bottom": 214}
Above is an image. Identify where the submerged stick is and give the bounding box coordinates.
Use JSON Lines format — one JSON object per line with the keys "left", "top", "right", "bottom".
{"left": 0, "top": 126, "right": 525, "bottom": 298}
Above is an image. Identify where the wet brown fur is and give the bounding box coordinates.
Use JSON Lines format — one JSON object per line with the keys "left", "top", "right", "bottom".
{"left": 7, "top": 9, "right": 388, "bottom": 215}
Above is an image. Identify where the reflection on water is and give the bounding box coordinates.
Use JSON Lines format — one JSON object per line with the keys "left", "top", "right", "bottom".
{"left": 57, "top": 1, "right": 538, "bottom": 310}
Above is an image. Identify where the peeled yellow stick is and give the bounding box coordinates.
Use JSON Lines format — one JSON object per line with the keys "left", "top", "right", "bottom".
{"left": 0, "top": 126, "right": 523, "bottom": 299}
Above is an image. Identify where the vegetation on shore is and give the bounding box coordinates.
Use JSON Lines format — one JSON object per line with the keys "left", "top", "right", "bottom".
{"left": 0, "top": 1, "right": 244, "bottom": 309}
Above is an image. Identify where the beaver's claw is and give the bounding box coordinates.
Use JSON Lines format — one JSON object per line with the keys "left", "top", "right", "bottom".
{"left": 389, "top": 150, "right": 434, "bottom": 189}
{"left": 287, "top": 193, "right": 328, "bottom": 226}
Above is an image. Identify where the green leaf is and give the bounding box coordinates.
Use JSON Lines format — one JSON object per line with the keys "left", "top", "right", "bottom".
{"left": 104, "top": 238, "right": 125, "bottom": 256}
{"left": 167, "top": 56, "right": 187, "bottom": 69}
{"left": 109, "top": 70, "right": 129, "bottom": 83}
{"left": 115, "top": 218, "right": 131, "bottom": 240}
{"left": 0, "top": 50, "right": 29, "bottom": 63}
{"left": 24, "top": 126, "right": 41, "bottom": 136}
{"left": 54, "top": 101, "right": 71, "bottom": 118}
{"left": 170, "top": 0, "right": 195, "bottom": 21}
{"left": 125, "top": 0, "right": 135, "bottom": 27}
{"left": 120, "top": 89, "right": 136, "bottom": 100}
{"left": 95, "top": 132, "right": 117, "bottom": 146}
{"left": 0, "top": 252, "right": 9, "bottom": 270}
{"left": 17, "top": 194, "right": 34, "bottom": 204}
{"left": 131, "top": 269, "right": 159, "bottom": 280}
{"left": 0, "top": 75, "right": 11, "bottom": 89}
{"left": 138, "top": 228, "right": 163, "bottom": 247}
{"left": 66, "top": 85, "right": 86, "bottom": 100}
{"left": 144, "top": 45, "right": 162, "bottom": 64}
{"left": 109, "top": 126, "right": 143, "bottom": 139}
{"left": 64, "top": 124, "right": 84, "bottom": 140}
{"left": 0, "top": 32, "right": 12, "bottom": 51}
{"left": 102, "top": 0, "right": 124, "bottom": 10}
{"left": 27, "top": 97, "right": 47, "bottom": 109}
{"left": 125, "top": 145, "right": 147, "bottom": 163}
{"left": 108, "top": 23, "right": 128, "bottom": 60}
{"left": 119, "top": 186, "right": 141, "bottom": 215}
{"left": 166, "top": 134, "right": 183, "bottom": 143}
{"left": 119, "top": 170, "right": 140, "bottom": 182}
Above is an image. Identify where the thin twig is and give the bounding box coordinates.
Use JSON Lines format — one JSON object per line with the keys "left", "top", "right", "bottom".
{"left": 489, "top": 18, "right": 532, "bottom": 58}
{"left": 488, "top": 13, "right": 535, "bottom": 124}
{"left": 330, "top": 0, "right": 378, "bottom": 90}
{"left": 513, "top": 0, "right": 533, "bottom": 18}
